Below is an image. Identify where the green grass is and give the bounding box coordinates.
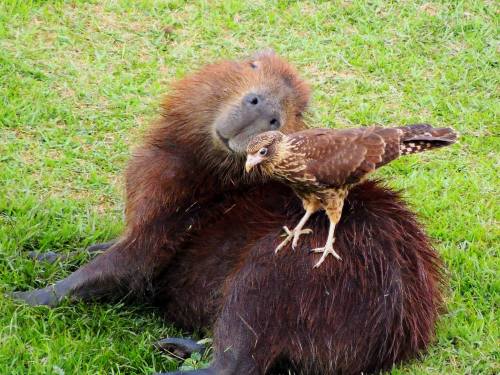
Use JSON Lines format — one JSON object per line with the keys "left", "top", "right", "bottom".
{"left": 0, "top": 0, "right": 498, "bottom": 374}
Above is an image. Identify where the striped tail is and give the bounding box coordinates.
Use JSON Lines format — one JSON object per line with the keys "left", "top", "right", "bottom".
{"left": 398, "top": 124, "right": 458, "bottom": 155}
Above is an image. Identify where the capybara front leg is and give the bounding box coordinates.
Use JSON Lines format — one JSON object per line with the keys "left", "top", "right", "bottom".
{"left": 12, "top": 238, "right": 163, "bottom": 306}
{"left": 26, "top": 240, "right": 116, "bottom": 264}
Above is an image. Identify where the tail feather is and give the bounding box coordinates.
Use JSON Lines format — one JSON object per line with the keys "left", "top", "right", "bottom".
{"left": 397, "top": 124, "right": 457, "bottom": 155}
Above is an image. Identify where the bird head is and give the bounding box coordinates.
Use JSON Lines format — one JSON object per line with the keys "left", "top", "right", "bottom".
{"left": 245, "top": 131, "right": 285, "bottom": 174}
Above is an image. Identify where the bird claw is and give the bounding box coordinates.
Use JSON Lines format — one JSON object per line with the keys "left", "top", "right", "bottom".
{"left": 280, "top": 226, "right": 292, "bottom": 238}
{"left": 291, "top": 228, "right": 313, "bottom": 249}
{"left": 276, "top": 226, "right": 313, "bottom": 253}
{"left": 311, "top": 243, "right": 342, "bottom": 268}
{"left": 275, "top": 237, "right": 292, "bottom": 253}
{"left": 276, "top": 227, "right": 293, "bottom": 253}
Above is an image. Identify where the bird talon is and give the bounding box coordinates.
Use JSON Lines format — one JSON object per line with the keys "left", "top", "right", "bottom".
{"left": 276, "top": 227, "right": 293, "bottom": 253}
{"left": 311, "top": 244, "right": 342, "bottom": 268}
{"left": 275, "top": 236, "right": 292, "bottom": 253}
{"left": 291, "top": 228, "right": 313, "bottom": 249}
{"left": 280, "top": 226, "right": 292, "bottom": 238}
{"left": 277, "top": 226, "right": 313, "bottom": 252}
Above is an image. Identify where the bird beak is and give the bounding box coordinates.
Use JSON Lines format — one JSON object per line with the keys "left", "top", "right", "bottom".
{"left": 245, "top": 154, "right": 262, "bottom": 173}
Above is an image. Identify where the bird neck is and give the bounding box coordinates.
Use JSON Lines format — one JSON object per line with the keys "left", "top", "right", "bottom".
{"left": 272, "top": 138, "right": 305, "bottom": 178}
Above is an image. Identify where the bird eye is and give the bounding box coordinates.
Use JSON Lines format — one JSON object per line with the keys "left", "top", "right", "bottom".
{"left": 259, "top": 147, "right": 268, "bottom": 156}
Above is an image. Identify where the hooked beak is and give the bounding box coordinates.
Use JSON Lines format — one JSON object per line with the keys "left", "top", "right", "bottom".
{"left": 245, "top": 154, "right": 263, "bottom": 173}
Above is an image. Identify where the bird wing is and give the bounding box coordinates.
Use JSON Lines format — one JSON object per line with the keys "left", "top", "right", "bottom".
{"left": 291, "top": 127, "right": 402, "bottom": 187}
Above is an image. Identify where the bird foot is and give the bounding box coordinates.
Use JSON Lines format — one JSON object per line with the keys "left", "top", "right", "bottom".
{"left": 292, "top": 228, "right": 312, "bottom": 248}
{"left": 310, "top": 242, "right": 342, "bottom": 267}
{"left": 275, "top": 226, "right": 313, "bottom": 253}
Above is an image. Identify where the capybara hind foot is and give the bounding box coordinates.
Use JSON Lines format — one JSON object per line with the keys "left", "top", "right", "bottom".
{"left": 154, "top": 337, "right": 206, "bottom": 359}
{"left": 154, "top": 370, "right": 214, "bottom": 375}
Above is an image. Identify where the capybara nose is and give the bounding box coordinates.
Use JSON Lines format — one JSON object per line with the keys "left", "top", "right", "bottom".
{"left": 242, "top": 92, "right": 281, "bottom": 130}
{"left": 269, "top": 117, "right": 280, "bottom": 129}
{"left": 243, "top": 93, "right": 263, "bottom": 107}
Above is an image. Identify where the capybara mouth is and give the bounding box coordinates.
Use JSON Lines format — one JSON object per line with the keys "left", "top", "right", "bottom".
{"left": 216, "top": 130, "right": 230, "bottom": 149}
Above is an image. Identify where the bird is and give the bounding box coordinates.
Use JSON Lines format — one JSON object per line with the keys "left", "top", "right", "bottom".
{"left": 245, "top": 124, "right": 457, "bottom": 268}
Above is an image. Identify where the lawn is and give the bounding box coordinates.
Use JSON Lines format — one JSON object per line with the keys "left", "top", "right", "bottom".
{"left": 0, "top": 0, "right": 498, "bottom": 374}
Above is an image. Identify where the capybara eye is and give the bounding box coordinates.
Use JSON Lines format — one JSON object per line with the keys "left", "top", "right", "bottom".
{"left": 250, "top": 61, "right": 259, "bottom": 69}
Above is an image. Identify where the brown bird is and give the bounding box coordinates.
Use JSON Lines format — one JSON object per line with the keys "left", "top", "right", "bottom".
{"left": 245, "top": 124, "right": 457, "bottom": 267}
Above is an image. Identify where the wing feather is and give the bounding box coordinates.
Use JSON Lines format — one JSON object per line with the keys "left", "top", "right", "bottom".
{"left": 290, "top": 127, "right": 402, "bottom": 187}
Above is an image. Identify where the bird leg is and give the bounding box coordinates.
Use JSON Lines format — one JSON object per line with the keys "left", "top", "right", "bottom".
{"left": 275, "top": 208, "right": 314, "bottom": 253}
{"left": 311, "top": 195, "right": 345, "bottom": 267}
{"left": 311, "top": 220, "right": 342, "bottom": 267}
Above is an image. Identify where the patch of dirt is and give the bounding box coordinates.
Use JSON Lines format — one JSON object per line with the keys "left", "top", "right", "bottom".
{"left": 419, "top": 3, "right": 440, "bottom": 17}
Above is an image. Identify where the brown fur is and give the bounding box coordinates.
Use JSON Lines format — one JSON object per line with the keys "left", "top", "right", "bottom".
{"left": 15, "top": 54, "right": 444, "bottom": 374}
{"left": 157, "top": 179, "right": 443, "bottom": 374}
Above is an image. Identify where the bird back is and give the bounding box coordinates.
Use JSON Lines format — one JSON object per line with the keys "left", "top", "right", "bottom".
{"left": 279, "top": 124, "right": 457, "bottom": 188}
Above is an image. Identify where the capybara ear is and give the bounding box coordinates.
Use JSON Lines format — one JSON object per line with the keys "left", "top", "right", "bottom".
{"left": 251, "top": 48, "right": 277, "bottom": 60}
{"left": 248, "top": 49, "right": 277, "bottom": 69}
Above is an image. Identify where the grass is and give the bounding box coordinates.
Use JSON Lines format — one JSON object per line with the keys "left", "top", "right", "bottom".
{"left": 0, "top": 0, "right": 498, "bottom": 374}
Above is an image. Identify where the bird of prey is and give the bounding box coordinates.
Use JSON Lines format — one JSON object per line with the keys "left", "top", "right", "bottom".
{"left": 245, "top": 124, "right": 457, "bottom": 268}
